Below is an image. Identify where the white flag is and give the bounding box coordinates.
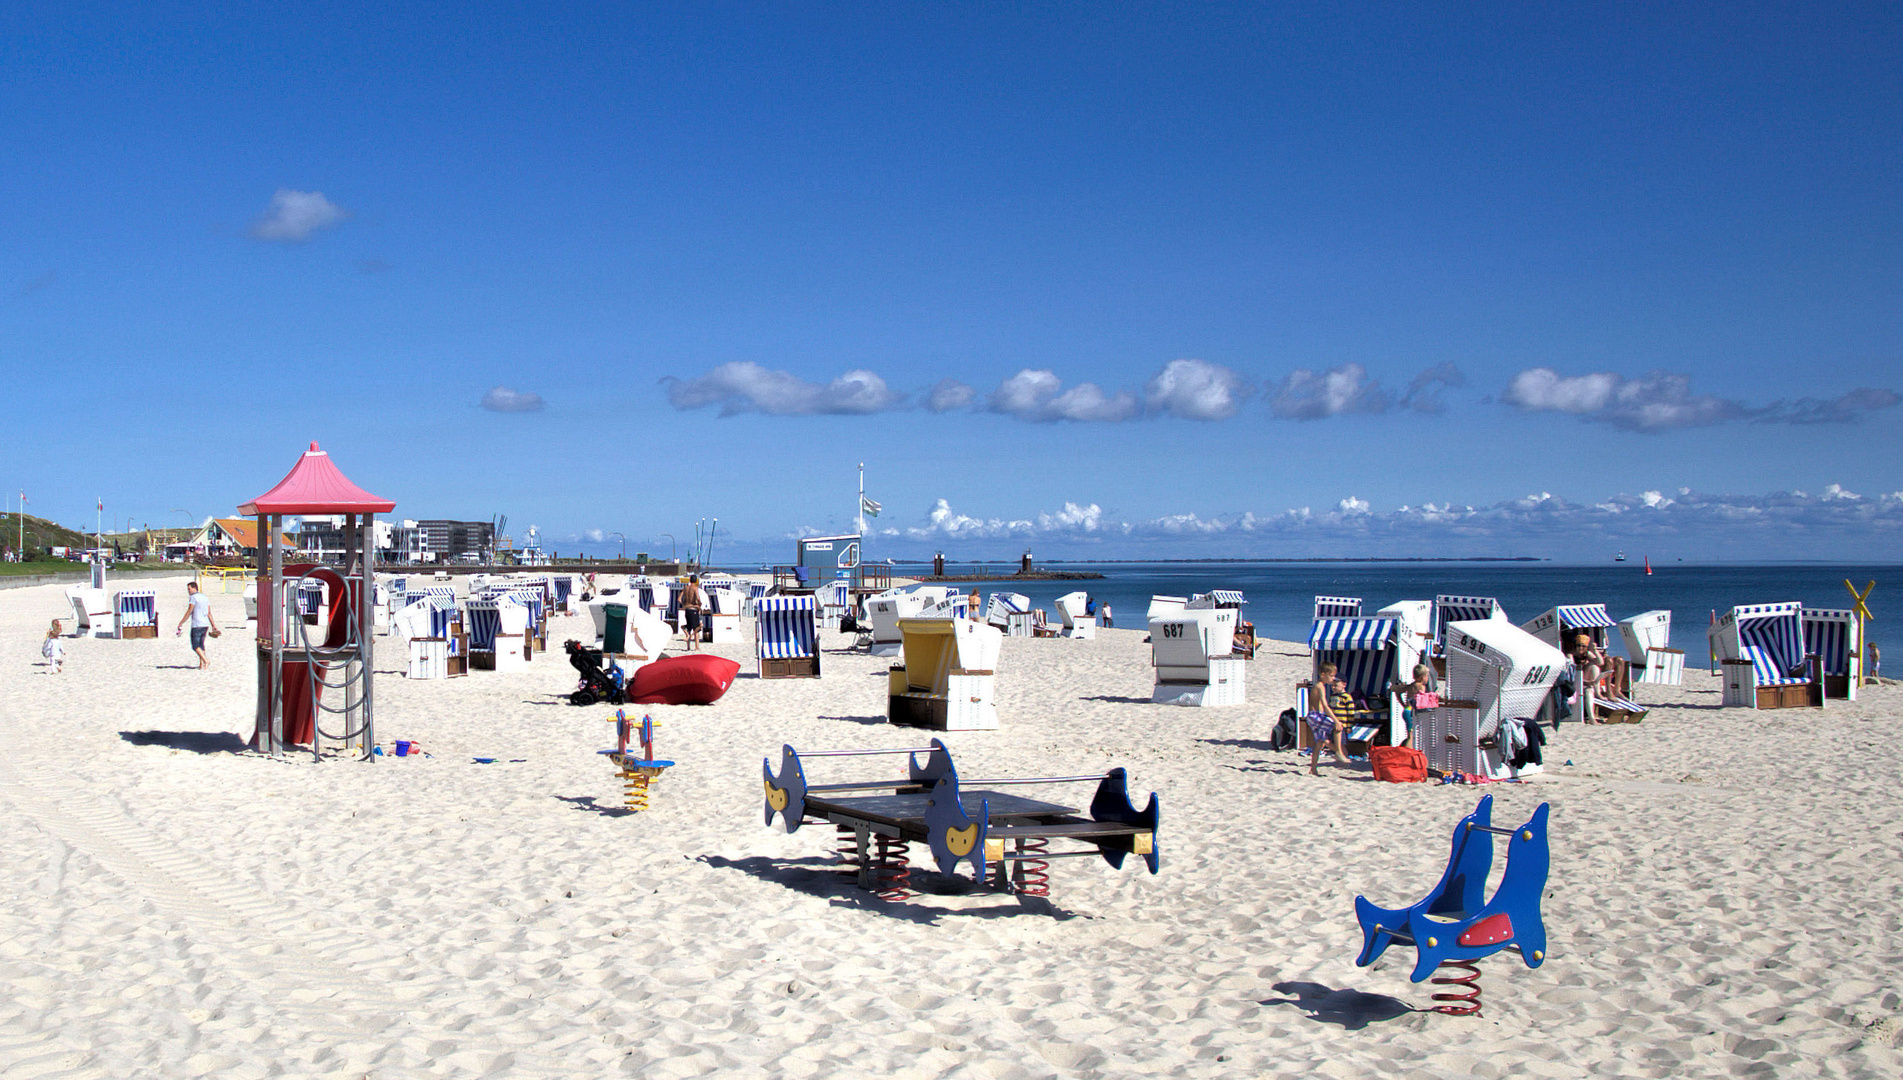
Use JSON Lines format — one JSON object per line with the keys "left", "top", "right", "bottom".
{"left": 860, "top": 496, "right": 881, "bottom": 517}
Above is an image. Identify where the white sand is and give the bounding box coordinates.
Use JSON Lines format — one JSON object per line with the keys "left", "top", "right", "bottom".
{"left": 3, "top": 573, "right": 1899, "bottom": 1078}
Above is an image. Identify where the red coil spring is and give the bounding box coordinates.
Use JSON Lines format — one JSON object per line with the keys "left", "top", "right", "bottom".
{"left": 1430, "top": 959, "right": 1483, "bottom": 1015}
{"left": 1013, "top": 837, "right": 1050, "bottom": 897}
{"left": 873, "top": 835, "right": 912, "bottom": 901}
{"left": 833, "top": 824, "right": 859, "bottom": 877}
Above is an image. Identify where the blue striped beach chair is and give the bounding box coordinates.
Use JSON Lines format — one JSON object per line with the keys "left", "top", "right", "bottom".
{"left": 1714, "top": 602, "right": 1819, "bottom": 709}
{"left": 1301, "top": 616, "right": 1418, "bottom": 750}
{"left": 1803, "top": 608, "right": 1861, "bottom": 702}
{"left": 986, "top": 592, "right": 1033, "bottom": 637}
{"left": 1192, "top": 590, "right": 1253, "bottom": 655}
{"left": 817, "top": 580, "right": 851, "bottom": 630}
{"left": 757, "top": 596, "right": 821, "bottom": 678}
{"left": 1521, "top": 602, "right": 1645, "bottom": 720}
{"left": 296, "top": 580, "right": 326, "bottom": 624}
{"left": 1432, "top": 595, "right": 1504, "bottom": 657}
{"left": 506, "top": 585, "right": 548, "bottom": 649}
{"left": 1520, "top": 603, "right": 1616, "bottom": 649}
{"left": 1617, "top": 609, "right": 1683, "bottom": 687}
{"left": 465, "top": 599, "right": 502, "bottom": 662}
{"left": 466, "top": 596, "right": 529, "bottom": 671}
{"left": 113, "top": 589, "right": 159, "bottom": 639}
{"left": 1314, "top": 595, "right": 1362, "bottom": 620}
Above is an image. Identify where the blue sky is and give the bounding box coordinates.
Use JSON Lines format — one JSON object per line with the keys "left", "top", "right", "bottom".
{"left": 4, "top": 3, "right": 1901, "bottom": 563}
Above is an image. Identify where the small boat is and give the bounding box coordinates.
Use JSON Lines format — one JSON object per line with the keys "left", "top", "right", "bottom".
{"left": 1615, "top": 551, "right": 1626, "bottom": 562}
{"left": 1644, "top": 556, "right": 1653, "bottom": 576}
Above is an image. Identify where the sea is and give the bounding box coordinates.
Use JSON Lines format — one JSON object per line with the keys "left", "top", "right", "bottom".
{"left": 887, "top": 561, "right": 1894, "bottom": 655}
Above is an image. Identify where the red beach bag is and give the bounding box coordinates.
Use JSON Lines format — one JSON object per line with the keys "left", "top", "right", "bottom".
{"left": 1370, "top": 746, "right": 1428, "bottom": 783}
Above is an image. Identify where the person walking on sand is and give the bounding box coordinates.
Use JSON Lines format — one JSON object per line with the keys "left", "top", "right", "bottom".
{"left": 42, "top": 619, "right": 64, "bottom": 674}
{"left": 175, "top": 581, "right": 220, "bottom": 669}
{"left": 678, "top": 575, "right": 704, "bottom": 651}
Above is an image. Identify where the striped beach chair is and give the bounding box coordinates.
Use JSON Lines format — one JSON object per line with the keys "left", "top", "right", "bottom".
{"left": 1314, "top": 595, "right": 1362, "bottom": 620}
{"left": 1618, "top": 610, "right": 1684, "bottom": 687}
{"left": 1520, "top": 602, "right": 1643, "bottom": 719}
{"left": 466, "top": 596, "right": 530, "bottom": 671}
{"left": 1192, "top": 591, "right": 1252, "bottom": 656}
{"left": 504, "top": 585, "right": 548, "bottom": 650}
{"left": 296, "top": 580, "right": 326, "bottom": 625}
{"left": 1521, "top": 604, "right": 1616, "bottom": 650}
{"left": 1803, "top": 608, "right": 1861, "bottom": 702}
{"left": 1714, "top": 602, "right": 1819, "bottom": 709}
{"left": 66, "top": 586, "right": 114, "bottom": 638}
{"left": 702, "top": 586, "right": 745, "bottom": 643}
{"left": 816, "top": 580, "right": 851, "bottom": 631}
{"left": 986, "top": 592, "right": 1033, "bottom": 637}
{"left": 114, "top": 589, "right": 159, "bottom": 639}
{"left": 1150, "top": 607, "right": 1244, "bottom": 706}
{"left": 888, "top": 617, "right": 1002, "bottom": 730}
{"left": 757, "top": 596, "right": 821, "bottom": 678}
{"left": 401, "top": 595, "right": 468, "bottom": 678}
{"left": 1301, "top": 615, "right": 1419, "bottom": 750}
{"left": 1432, "top": 595, "right": 1504, "bottom": 656}
{"left": 1054, "top": 591, "right": 1094, "bottom": 639}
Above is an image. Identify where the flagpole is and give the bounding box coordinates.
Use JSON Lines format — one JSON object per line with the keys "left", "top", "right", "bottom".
{"left": 857, "top": 462, "right": 865, "bottom": 537}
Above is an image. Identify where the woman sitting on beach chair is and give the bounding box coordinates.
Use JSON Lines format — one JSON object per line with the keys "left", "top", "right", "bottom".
{"left": 1570, "top": 632, "right": 1620, "bottom": 721}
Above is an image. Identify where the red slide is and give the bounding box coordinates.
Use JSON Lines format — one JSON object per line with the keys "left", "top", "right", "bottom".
{"left": 625, "top": 654, "right": 742, "bottom": 705}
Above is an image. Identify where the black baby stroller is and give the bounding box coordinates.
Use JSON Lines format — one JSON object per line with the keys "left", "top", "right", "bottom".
{"left": 565, "top": 639, "right": 625, "bottom": 706}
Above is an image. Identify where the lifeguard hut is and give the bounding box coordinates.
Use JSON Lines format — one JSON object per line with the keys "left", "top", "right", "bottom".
{"left": 239, "top": 442, "right": 395, "bottom": 759}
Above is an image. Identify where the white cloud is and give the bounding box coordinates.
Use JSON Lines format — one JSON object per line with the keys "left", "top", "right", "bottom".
{"left": 664, "top": 363, "right": 904, "bottom": 416}
{"left": 988, "top": 369, "right": 1140, "bottom": 422}
{"left": 1145, "top": 359, "right": 1252, "bottom": 420}
{"left": 481, "top": 386, "right": 545, "bottom": 413}
{"left": 925, "top": 378, "right": 976, "bottom": 412}
{"left": 1502, "top": 368, "right": 1622, "bottom": 414}
{"left": 905, "top": 499, "right": 1035, "bottom": 539}
{"left": 1398, "top": 362, "right": 1465, "bottom": 413}
{"left": 1503, "top": 369, "right": 1899, "bottom": 432}
{"left": 248, "top": 189, "right": 348, "bottom": 242}
{"left": 1037, "top": 502, "right": 1104, "bottom": 531}
{"left": 1768, "top": 388, "right": 1902, "bottom": 425}
{"left": 861, "top": 483, "right": 1903, "bottom": 559}
{"left": 1270, "top": 364, "right": 1390, "bottom": 420}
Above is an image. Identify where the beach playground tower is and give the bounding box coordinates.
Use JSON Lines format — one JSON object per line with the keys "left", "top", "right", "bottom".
{"left": 238, "top": 443, "right": 395, "bottom": 759}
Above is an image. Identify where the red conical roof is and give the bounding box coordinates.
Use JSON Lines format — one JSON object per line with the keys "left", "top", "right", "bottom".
{"left": 238, "top": 442, "right": 395, "bottom": 516}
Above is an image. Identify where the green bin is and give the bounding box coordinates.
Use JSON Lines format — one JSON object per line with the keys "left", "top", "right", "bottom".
{"left": 604, "top": 603, "right": 628, "bottom": 654}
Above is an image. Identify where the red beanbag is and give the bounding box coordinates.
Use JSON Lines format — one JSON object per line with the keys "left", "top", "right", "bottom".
{"left": 1370, "top": 746, "right": 1429, "bottom": 783}
{"left": 626, "top": 655, "right": 742, "bottom": 705}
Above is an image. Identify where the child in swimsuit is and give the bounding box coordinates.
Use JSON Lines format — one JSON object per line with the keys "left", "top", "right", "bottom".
{"left": 1307, "top": 662, "right": 1350, "bottom": 774}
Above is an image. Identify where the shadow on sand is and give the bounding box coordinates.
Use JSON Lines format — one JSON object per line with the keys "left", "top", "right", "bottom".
{"left": 119, "top": 730, "right": 250, "bottom": 754}
{"left": 1259, "top": 981, "right": 1417, "bottom": 1030}
{"left": 699, "top": 854, "right": 1071, "bottom": 923}
{"left": 553, "top": 794, "right": 637, "bottom": 818}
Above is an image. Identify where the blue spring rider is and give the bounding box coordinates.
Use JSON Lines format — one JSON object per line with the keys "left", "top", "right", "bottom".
{"left": 1353, "top": 795, "right": 1550, "bottom": 1015}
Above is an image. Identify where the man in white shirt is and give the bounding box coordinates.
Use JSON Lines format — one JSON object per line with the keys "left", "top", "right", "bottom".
{"left": 175, "top": 581, "right": 220, "bottom": 670}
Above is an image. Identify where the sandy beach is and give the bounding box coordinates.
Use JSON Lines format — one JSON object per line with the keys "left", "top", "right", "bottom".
{"left": 3, "top": 573, "right": 1899, "bottom": 1079}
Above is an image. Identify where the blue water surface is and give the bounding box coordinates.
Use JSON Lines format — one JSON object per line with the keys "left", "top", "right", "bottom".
{"left": 898, "top": 561, "right": 1894, "bottom": 655}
